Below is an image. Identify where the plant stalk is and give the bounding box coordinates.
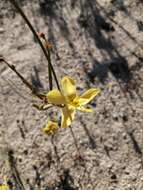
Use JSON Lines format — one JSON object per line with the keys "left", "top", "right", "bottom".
{"left": 8, "top": 0, "right": 60, "bottom": 90}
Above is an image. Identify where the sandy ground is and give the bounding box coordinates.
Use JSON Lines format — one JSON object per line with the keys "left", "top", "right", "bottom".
{"left": 0, "top": 0, "right": 143, "bottom": 189}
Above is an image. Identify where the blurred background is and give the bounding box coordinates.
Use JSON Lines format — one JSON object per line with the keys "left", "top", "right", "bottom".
{"left": 0, "top": 0, "right": 143, "bottom": 189}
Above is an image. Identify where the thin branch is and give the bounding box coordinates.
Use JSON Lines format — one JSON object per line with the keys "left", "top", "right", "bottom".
{"left": 46, "top": 47, "right": 53, "bottom": 91}
{"left": 0, "top": 57, "right": 44, "bottom": 100}
{"left": 69, "top": 126, "right": 82, "bottom": 158}
{"left": 8, "top": 0, "right": 60, "bottom": 90}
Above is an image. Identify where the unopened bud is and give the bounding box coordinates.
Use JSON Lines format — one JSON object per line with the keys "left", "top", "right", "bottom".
{"left": 38, "top": 32, "right": 45, "bottom": 39}
{"left": 45, "top": 42, "right": 53, "bottom": 50}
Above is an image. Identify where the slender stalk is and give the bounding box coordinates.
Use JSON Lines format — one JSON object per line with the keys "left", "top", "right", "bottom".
{"left": 1, "top": 57, "right": 44, "bottom": 100}
{"left": 69, "top": 126, "right": 82, "bottom": 157}
{"left": 51, "top": 135, "right": 60, "bottom": 163}
{"left": 46, "top": 46, "right": 53, "bottom": 91}
{"left": 48, "top": 60, "right": 53, "bottom": 90}
{"left": 8, "top": 0, "right": 60, "bottom": 90}
{"left": 8, "top": 150, "right": 26, "bottom": 190}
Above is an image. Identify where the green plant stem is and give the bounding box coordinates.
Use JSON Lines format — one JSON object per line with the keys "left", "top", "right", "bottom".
{"left": 8, "top": 0, "right": 60, "bottom": 90}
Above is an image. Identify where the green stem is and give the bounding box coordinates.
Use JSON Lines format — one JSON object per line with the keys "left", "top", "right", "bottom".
{"left": 8, "top": 0, "right": 60, "bottom": 90}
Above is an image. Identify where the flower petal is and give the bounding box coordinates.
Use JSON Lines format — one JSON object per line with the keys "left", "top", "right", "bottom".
{"left": 0, "top": 186, "right": 9, "bottom": 190}
{"left": 77, "top": 106, "right": 93, "bottom": 112}
{"left": 61, "top": 76, "right": 76, "bottom": 101}
{"left": 43, "top": 121, "right": 58, "bottom": 135}
{"left": 78, "top": 88, "right": 100, "bottom": 105}
{"left": 61, "top": 106, "right": 75, "bottom": 128}
{"left": 46, "top": 89, "right": 66, "bottom": 105}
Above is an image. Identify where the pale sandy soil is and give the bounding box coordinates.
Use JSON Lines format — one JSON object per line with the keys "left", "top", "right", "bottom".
{"left": 0, "top": 0, "right": 143, "bottom": 189}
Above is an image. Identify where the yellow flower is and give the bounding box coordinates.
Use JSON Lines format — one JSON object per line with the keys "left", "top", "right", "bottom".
{"left": 43, "top": 121, "right": 59, "bottom": 135}
{"left": 46, "top": 76, "right": 100, "bottom": 128}
{"left": 0, "top": 186, "right": 9, "bottom": 190}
